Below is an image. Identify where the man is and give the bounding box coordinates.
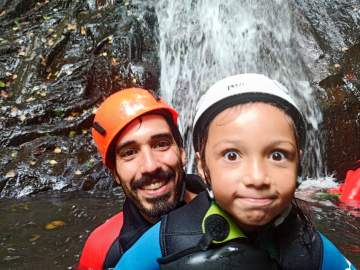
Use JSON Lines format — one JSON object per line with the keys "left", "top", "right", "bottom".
{"left": 77, "top": 88, "right": 202, "bottom": 269}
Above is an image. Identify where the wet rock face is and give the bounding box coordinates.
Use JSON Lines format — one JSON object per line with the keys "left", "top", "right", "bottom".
{"left": 0, "top": 0, "right": 359, "bottom": 198}
{"left": 0, "top": 0, "right": 160, "bottom": 197}
{"left": 294, "top": 0, "right": 360, "bottom": 180}
{"left": 318, "top": 44, "right": 360, "bottom": 180}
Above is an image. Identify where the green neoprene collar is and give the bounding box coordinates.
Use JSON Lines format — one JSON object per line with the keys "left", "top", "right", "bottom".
{"left": 201, "top": 201, "right": 246, "bottom": 244}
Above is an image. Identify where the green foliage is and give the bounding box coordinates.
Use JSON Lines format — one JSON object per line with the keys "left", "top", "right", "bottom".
{"left": 68, "top": 130, "right": 77, "bottom": 138}
{"left": 14, "top": 18, "right": 21, "bottom": 28}
{"left": 53, "top": 108, "right": 65, "bottom": 117}
{"left": 314, "top": 192, "right": 340, "bottom": 200}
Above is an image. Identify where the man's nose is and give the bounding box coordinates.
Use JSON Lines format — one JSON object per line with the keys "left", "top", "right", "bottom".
{"left": 140, "top": 147, "right": 160, "bottom": 174}
{"left": 242, "top": 158, "right": 270, "bottom": 187}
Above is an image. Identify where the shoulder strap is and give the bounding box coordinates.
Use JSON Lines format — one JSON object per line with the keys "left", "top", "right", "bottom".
{"left": 77, "top": 212, "right": 124, "bottom": 270}
{"left": 160, "top": 192, "right": 210, "bottom": 256}
{"left": 276, "top": 208, "right": 322, "bottom": 270}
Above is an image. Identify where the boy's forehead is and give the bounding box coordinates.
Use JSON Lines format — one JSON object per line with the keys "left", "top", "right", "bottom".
{"left": 208, "top": 102, "right": 297, "bottom": 144}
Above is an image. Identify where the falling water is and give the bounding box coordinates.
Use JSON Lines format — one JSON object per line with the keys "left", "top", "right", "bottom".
{"left": 155, "top": 0, "right": 326, "bottom": 179}
{"left": 86, "top": 0, "right": 116, "bottom": 10}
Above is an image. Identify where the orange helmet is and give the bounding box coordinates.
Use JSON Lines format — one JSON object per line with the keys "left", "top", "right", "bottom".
{"left": 92, "top": 88, "right": 178, "bottom": 168}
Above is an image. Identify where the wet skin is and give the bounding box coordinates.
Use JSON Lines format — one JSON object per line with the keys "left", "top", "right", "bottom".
{"left": 197, "top": 103, "right": 299, "bottom": 231}
{"left": 114, "top": 114, "right": 185, "bottom": 223}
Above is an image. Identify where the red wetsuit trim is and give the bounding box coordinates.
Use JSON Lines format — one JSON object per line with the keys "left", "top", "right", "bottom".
{"left": 77, "top": 212, "right": 124, "bottom": 270}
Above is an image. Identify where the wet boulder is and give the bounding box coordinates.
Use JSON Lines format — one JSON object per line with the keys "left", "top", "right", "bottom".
{"left": 0, "top": 0, "right": 159, "bottom": 197}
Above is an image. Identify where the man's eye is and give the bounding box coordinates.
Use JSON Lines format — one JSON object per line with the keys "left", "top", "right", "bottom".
{"left": 154, "top": 140, "right": 171, "bottom": 150}
{"left": 119, "top": 149, "right": 137, "bottom": 159}
{"left": 270, "top": 151, "right": 286, "bottom": 161}
{"left": 224, "top": 150, "right": 240, "bottom": 161}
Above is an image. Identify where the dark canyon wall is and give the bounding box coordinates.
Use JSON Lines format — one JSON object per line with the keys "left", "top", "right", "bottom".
{"left": 0, "top": 0, "right": 359, "bottom": 198}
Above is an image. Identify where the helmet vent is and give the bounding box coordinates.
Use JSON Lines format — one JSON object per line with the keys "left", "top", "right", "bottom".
{"left": 93, "top": 122, "right": 106, "bottom": 136}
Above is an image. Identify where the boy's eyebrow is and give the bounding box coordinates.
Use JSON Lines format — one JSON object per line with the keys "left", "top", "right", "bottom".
{"left": 266, "top": 140, "right": 297, "bottom": 149}
{"left": 116, "top": 132, "right": 174, "bottom": 152}
{"left": 212, "top": 139, "right": 296, "bottom": 148}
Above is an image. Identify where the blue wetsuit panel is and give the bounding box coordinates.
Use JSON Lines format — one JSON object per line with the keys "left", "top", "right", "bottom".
{"left": 320, "top": 233, "right": 356, "bottom": 270}
{"left": 114, "top": 222, "right": 161, "bottom": 270}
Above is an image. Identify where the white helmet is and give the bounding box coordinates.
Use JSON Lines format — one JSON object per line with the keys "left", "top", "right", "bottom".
{"left": 192, "top": 73, "right": 306, "bottom": 152}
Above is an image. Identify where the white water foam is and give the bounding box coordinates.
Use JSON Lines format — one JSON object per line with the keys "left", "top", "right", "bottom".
{"left": 154, "top": 0, "right": 326, "bottom": 178}
{"left": 298, "top": 175, "right": 339, "bottom": 190}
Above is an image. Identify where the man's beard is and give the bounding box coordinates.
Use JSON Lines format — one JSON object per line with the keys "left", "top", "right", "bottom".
{"left": 122, "top": 168, "right": 184, "bottom": 220}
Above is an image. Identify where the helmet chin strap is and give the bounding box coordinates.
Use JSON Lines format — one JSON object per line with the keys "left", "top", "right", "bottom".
{"left": 206, "top": 186, "right": 214, "bottom": 200}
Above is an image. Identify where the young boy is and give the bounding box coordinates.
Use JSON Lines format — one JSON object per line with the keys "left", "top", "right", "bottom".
{"left": 114, "top": 74, "right": 356, "bottom": 269}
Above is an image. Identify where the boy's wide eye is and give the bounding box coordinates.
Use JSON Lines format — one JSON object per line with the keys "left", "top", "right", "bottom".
{"left": 224, "top": 151, "right": 239, "bottom": 161}
{"left": 270, "top": 151, "right": 286, "bottom": 161}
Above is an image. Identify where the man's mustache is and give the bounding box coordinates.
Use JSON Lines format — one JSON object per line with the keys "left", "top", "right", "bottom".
{"left": 131, "top": 169, "right": 175, "bottom": 190}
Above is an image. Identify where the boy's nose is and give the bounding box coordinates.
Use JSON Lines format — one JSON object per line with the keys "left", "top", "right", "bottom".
{"left": 242, "top": 158, "right": 270, "bottom": 187}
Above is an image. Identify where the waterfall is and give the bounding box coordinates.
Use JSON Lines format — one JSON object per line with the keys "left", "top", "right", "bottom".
{"left": 86, "top": 0, "right": 115, "bottom": 10}
{"left": 154, "top": 0, "right": 326, "bottom": 178}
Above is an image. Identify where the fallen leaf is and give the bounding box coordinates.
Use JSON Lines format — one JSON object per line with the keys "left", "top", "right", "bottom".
{"left": 48, "top": 159, "right": 58, "bottom": 165}
{"left": 45, "top": 220, "right": 65, "bottom": 230}
{"left": 334, "top": 64, "right": 341, "bottom": 69}
{"left": 19, "top": 114, "right": 26, "bottom": 121}
{"left": 26, "top": 97, "right": 36, "bottom": 102}
{"left": 32, "top": 85, "right": 40, "bottom": 91}
{"left": 11, "top": 202, "right": 29, "bottom": 211}
{"left": 29, "top": 234, "right": 41, "bottom": 242}
{"left": 47, "top": 39, "right": 54, "bottom": 46}
{"left": 5, "top": 170, "right": 16, "bottom": 178}
{"left": 0, "top": 81, "right": 6, "bottom": 88}
{"left": 1, "top": 90, "right": 8, "bottom": 98}
{"left": 66, "top": 115, "right": 75, "bottom": 121}
{"left": 67, "top": 23, "right": 77, "bottom": 31}
{"left": 75, "top": 169, "right": 82, "bottom": 175}
{"left": 111, "top": 58, "right": 118, "bottom": 66}
{"left": 11, "top": 151, "right": 17, "bottom": 158}
{"left": 344, "top": 72, "right": 357, "bottom": 81}
{"left": 40, "top": 55, "right": 46, "bottom": 66}
{"left": 53, "top": 147, "right": 62, "bottom": 153}
{"left": 80, "top": 26, "right": 86, "bottom": 35}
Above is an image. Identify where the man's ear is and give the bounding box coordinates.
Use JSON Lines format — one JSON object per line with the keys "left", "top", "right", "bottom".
{"left": 195, "top": 152, "right": 205, "bottom": 180}
{"left": 298, "top": 149, "right": 303, "bottom": 176}
{"left": 112, "top": 170, "right": 122, "bottom": 185}
{"left": 180, "top": 147, "right": 186, "bottom": 166}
